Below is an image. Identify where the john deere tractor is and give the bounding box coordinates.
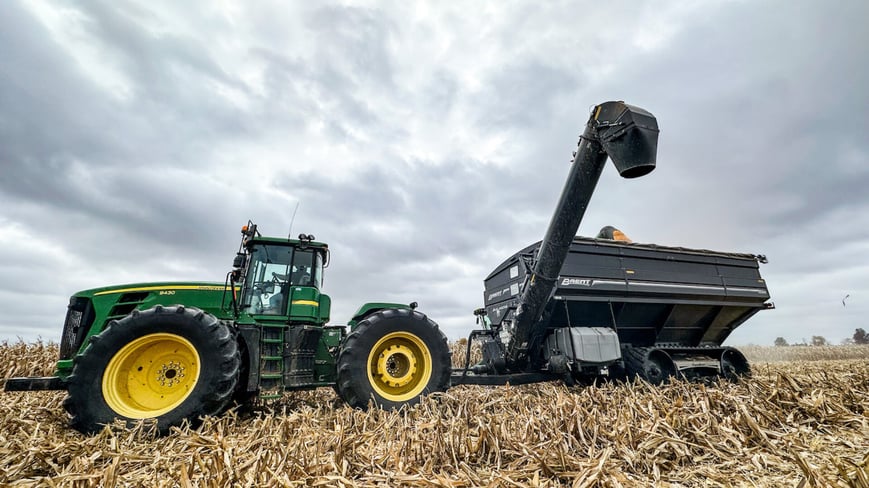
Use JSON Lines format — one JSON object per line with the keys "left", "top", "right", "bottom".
{"left": 5, "top": 224, "right": 451, "bottom": 434}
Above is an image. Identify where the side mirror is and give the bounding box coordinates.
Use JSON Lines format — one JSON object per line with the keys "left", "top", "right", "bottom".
{"left": 233, "top": 253, "right": 246, "bottom": 268}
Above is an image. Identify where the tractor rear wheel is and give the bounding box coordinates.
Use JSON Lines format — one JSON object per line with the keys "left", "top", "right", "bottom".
{"left": 336, "top": 309, "right": 451, "bottom": 410}
{"left": 64, "top": 305, "right": 240, "bottom": 435}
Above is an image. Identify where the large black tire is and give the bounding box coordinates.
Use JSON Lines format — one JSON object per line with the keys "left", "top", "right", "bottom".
{"left": 64, "top": 305, "right": 240, "bottom": 435}
{"left": 336, "top": 309, "right": 451, "bottom": 410}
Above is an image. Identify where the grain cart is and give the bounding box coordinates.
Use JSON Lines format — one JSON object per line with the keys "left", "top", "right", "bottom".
{"left": 459, "top": 235, "right": 770, "bottom": 385}
{"left": 4, "top": 101, "right": 771, "bottom": 434}
{"left": 454, "top": 102, "right": 771, "bottom": 386}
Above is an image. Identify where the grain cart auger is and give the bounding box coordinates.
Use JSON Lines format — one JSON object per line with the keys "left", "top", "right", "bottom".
{"left": 453, "top": 101, "right": 771, "bottom": 387}
{"left": 4, "top": 223, "right": 451, "bottom": 434}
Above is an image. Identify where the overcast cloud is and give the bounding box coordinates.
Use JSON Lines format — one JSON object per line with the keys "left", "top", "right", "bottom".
{"left": 1, "top": 0, "right": 867, "bottom": 346}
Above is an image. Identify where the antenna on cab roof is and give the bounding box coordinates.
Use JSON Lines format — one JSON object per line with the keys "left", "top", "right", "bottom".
{"left": 287, "top": 201, "right": 301, "bottom": 240}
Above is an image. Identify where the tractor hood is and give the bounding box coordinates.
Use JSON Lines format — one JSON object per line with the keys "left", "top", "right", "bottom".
{"left": 76, "top": 281, "right": 230, "bottom": 298}
{"left": 71, "top": 281, "right": 237, "bottom": 325}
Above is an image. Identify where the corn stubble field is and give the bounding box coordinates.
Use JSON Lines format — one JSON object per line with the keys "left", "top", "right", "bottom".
{"left": 1, "top": 342, "right": 868, "bottom": 487}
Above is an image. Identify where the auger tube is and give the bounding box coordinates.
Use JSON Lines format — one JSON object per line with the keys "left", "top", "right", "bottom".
{"left": 506, "top": 101, "right": 659, "bottom": 368}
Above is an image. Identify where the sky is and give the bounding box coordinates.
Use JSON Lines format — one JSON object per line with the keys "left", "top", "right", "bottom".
{"left": 1, "top": 0, "right": 867, "bottom": 347}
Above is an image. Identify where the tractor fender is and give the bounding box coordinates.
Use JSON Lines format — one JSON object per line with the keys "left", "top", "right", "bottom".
{"left": 348, "top": 302, "right": 414, "bottom": 331}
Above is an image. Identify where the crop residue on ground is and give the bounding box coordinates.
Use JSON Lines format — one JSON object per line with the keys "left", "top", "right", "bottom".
{"left": 1, "top": 341, "right": 868, "bottom": 487}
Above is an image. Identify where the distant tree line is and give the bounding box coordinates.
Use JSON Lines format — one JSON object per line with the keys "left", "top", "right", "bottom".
{"left": 774, "top": 328, "right": 868, "bottom": 346}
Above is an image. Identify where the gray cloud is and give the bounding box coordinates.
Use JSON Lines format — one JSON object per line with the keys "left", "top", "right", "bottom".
{"left": 475, "top": 61, "right": 580, "bottom": 129}
{"left": 1, "top": 0, "right": 867, "bottom": 347}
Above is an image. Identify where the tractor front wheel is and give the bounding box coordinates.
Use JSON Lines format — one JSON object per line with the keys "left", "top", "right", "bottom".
{"left": 336, "top": 309, "right": 451, "bottom": 410}
{"left": 64, "top": 305, "right": 240, "bottom": 435}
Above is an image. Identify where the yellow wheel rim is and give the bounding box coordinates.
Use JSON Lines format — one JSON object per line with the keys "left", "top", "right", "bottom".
{"left": 366, "top": 331, "right": 433, "bottom": 402}
{"left": 102, "top": 333, "right": 200, "bottom": 419}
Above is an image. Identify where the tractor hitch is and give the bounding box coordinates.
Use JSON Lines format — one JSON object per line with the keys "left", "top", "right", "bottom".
{"left": 4, "top": 376, "right": 65, "bottom": 391}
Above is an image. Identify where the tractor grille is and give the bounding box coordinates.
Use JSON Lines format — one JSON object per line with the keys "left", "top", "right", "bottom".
{"left": 59, "top": 297, "right": 95, "bottom": 360}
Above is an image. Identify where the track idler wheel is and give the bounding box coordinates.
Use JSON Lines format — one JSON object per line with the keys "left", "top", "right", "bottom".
{"left": 720, "top": 347, "right": 751, "bottom": 381}
{"left": 624, "top": 347, "right": 678, "bottom": 385}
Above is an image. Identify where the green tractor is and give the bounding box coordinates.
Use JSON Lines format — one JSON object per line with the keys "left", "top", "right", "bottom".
{"left": 5, "top": 223, "right": 452, "bottom": 434}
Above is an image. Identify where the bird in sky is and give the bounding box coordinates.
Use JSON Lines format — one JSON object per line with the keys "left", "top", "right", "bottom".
{"left": 842, "top": 294, "right": 850, "bottom": 307}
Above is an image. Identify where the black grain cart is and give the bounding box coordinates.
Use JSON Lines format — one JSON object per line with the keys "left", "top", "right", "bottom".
{"left": 473, "top": 236, "right": 771, "bottom": 384}
{"left": 453, "top": 101, "right": 772, "bottom": 387}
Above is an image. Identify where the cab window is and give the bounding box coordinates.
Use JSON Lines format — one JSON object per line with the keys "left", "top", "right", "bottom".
{"left": 290, "top": 250, "right": 314, "bottom": 286}
{"left": 243, "top": 245, "right": 293, "bottom": 315}
{"left": 313, "top": 252, "right": 324, "bottom": 289}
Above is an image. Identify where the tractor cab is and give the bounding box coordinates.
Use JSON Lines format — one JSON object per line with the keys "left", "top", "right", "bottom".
{"left": 232, "top": 223, "right": 331, "bottom": 324}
